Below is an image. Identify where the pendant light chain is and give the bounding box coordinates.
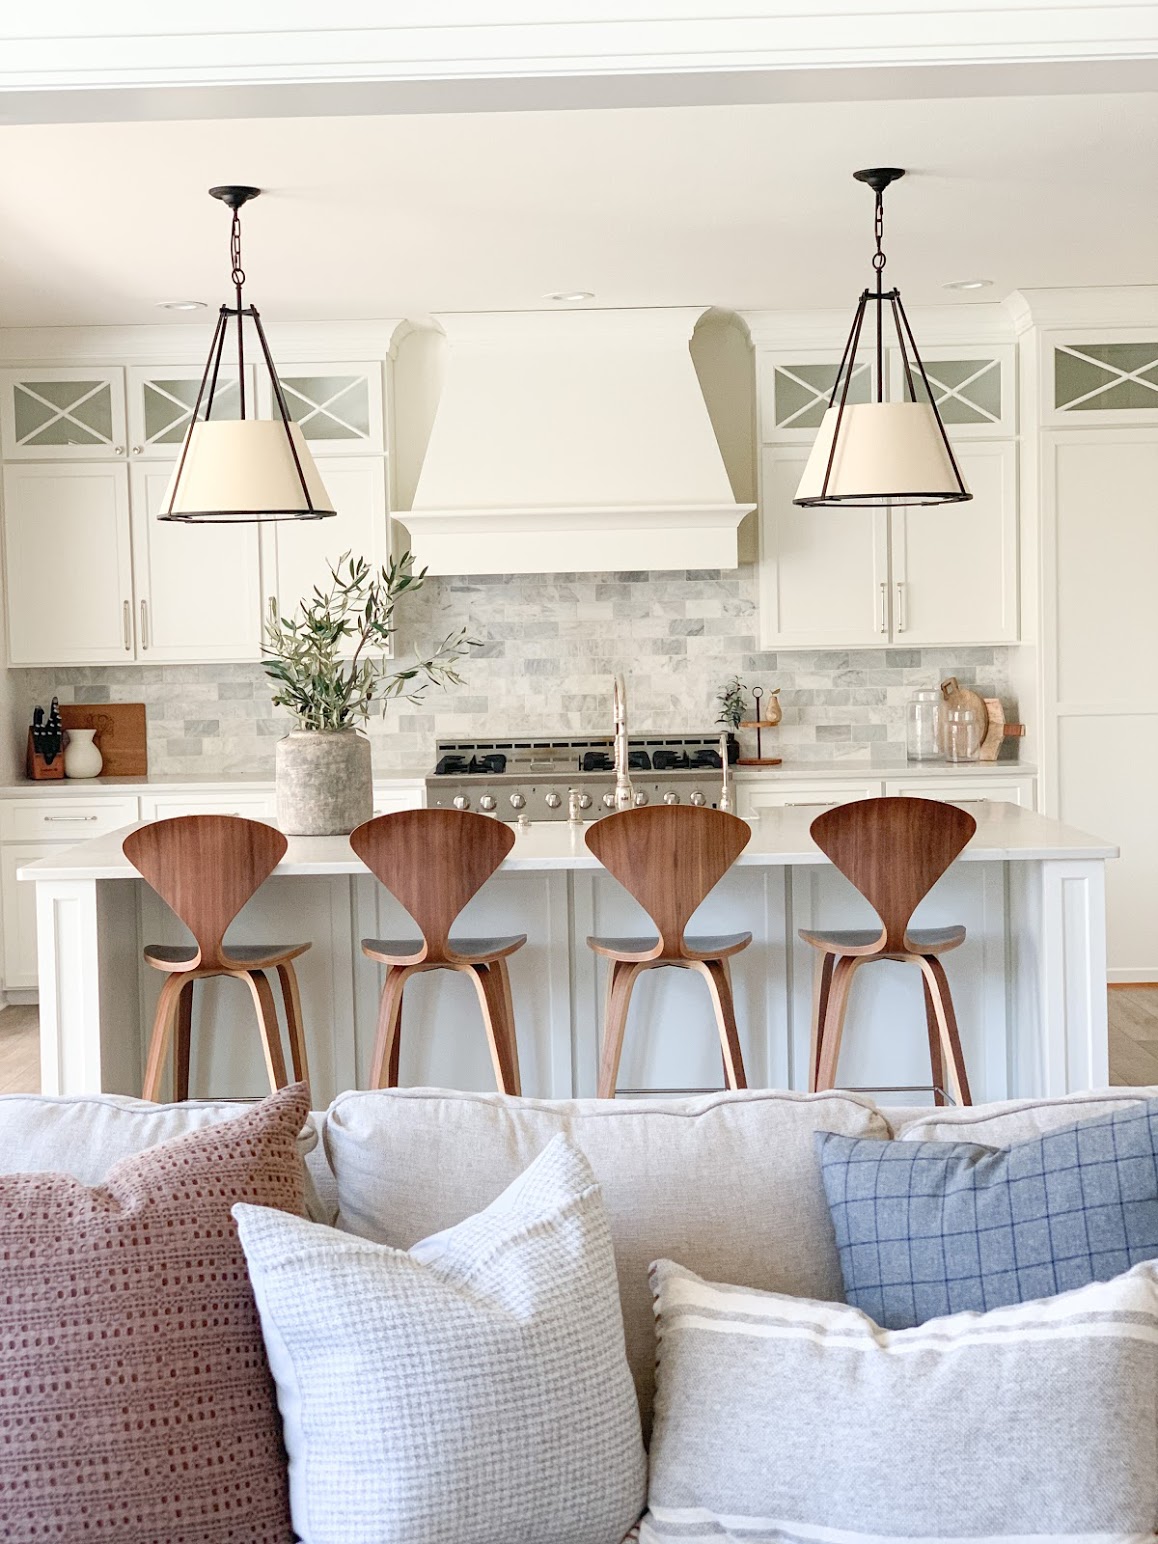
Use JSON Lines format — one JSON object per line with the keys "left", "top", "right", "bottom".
{"left": 872, "top": 190, "right": 886, "bottom": 402}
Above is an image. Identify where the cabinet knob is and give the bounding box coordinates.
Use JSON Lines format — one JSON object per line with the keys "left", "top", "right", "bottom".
{"left": 130, "top": 445, "right": 143, "bottom": 456}
{"left": 113, "top": 445, "right": 126, "bottom": 455}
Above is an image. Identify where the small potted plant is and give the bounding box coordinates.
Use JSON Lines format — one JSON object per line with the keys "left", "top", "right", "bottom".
{"left": 716, "top": 676, "right": 748, "bottom": 734}
{"left": 263, "top": 551, "right": 474, "bottom": 835}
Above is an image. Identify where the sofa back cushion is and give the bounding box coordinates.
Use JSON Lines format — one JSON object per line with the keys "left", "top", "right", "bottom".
{"left": 894, "top": 1087, "right": 1158, "bottom": 1145}
{"left": 323, "top": 1086, "right": 888, "bottom": 1424}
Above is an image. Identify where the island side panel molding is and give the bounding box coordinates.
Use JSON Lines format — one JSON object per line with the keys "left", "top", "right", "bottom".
{"left": 1037, "top": 858, "right": 1111, "bottom": 1096}
{"left": 37, "top": 877, "right": 141, "bottom": 1096}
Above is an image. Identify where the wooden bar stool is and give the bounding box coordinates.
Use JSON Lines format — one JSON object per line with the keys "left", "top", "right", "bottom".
{"left": 584, "top": 805, "right": 752, "bottom": 1098}
{"left": 122, "top": 816, "right": 310, "bottom": 1102}
{"left": 801, "top": 796, "right": 977, "bottom": 1106}
{"left": 349, "top": 809, "right": 524, "bottom": 1094}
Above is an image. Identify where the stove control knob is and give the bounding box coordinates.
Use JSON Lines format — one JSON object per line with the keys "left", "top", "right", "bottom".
{"left": 509, "top": 793, "right": 526, "bottom": 810}
{"left": 577, "top": 792, "right": 592, "bottom": 810}
{"left": 663, "top": 791, "right": 681, "bottom": 806}
{"left": 602, "top": 792, "right": 617, "bottom": 810}
{"left": 478, "top": 794, "right": 497, "bottom": 812}
{"left": 689, "top": 790, "right": 707, "bottom": 807}
{"left": 452, "top": 794, "right": 471, "bottom": 811}
{"left": 633, "top": 790, "right": 649, "bottom": 807}
{"left": 544, "top": 792, "right": 562, "bottom": 810}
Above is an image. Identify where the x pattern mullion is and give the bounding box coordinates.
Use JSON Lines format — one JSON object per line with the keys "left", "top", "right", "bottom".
{"left": 774, "top": 362, "right": 869, "bottom": 428}
{"left": 1056, "top": 344, "right": 1158, "bottom": 412}
{"left": 15, "top": 380, "right": 111, "bottom": 444}
{"left": 284, "top": 378, "right": 365, "bottom": 439}
{"left": 145, "top": 378, "right": 239, "bottom": 442}
{"left": 921, "top": 359, "right": 1000, "bottom": 422}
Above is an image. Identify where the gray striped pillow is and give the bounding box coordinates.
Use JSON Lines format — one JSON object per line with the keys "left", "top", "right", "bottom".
{"left": 644, "top": 1258, "right": 1158, "bottom": 1543}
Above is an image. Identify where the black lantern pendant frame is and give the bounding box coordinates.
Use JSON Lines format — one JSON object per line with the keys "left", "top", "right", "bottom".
{"left": 794, "top": 167, "right": 971, "bottom": 509}
{"left": 159, "top": 185, "right": 333, "bottom": 524}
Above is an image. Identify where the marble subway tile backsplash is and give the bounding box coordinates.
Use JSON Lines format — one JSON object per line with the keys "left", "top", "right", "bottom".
{"left": 12, "top": 568, "right": 1015, "bottom": 777}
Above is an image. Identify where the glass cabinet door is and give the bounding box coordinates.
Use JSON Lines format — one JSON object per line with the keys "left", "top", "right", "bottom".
{"left": 1049, "top": 336, "right": 1158, "bottom": 424}
{"left": 258, "top": 363, "right": 384, "bottom": 453}
{"left": 0, "top": 368, "right": 127, "bottom": 458}
{"left": 886, "top": 344, "right": 1014, "bottom": 437}
{"left": 758, "top": 352, "right": 873, "bottom": 442}
{"left": 126, "top": 366, "right": 254, "bottom": 457}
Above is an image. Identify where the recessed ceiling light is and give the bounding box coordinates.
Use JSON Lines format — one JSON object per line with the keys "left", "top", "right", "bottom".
{"left": 545, "top": 290, "right": 595, "bottom": 303}
{"left": 156, "top": 299, "right": 208, "bottom": 311}
{"left": 942, "top": 279, "right": 993, "bottom": 292}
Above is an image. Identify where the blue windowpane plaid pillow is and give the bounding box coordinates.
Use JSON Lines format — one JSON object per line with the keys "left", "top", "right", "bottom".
{"left": 817, "top": 1101, "right": 1158, "bottom": 1329}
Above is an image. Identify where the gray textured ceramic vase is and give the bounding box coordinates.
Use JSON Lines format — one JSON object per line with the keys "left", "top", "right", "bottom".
{"left": 275, "top": 729, "right": 373, "bottom": 836}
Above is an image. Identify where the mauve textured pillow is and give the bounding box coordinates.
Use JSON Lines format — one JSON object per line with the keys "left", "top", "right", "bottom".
{"left": 0, "top": 1082, "right": 309, "bottom": 1544}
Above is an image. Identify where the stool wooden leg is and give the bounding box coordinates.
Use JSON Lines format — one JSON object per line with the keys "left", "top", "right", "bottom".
{"left": 370, "top": 966, "right": 408, "bottom": 1089}
{"left": 468, "top": 963, "right": 520, "bottom": 1095}
{"left": 174, "top": 979, "right": 194, "bottom": 1102}
{"left": 815, "top": 956, "right": 862, "bottom": 1092}
{"left": 142, "top": 973, "right": 187, "bottom": 1102}
{"left": 598, "top": 961, "right": 644, "bottom": 1099}
{"left": 493, "top": 958, "right": 522, "bottom": 1096}
{"left": 809, "top": 953, "right": 836, "bottom": 1093}
{"left": 922, "top": 971, "right": 947, "bottom": 1106}
{"left": 242, "top": 970, "right": 289, "bottom": 1093}
{"left": 693, "top": 958, "right": 747, "bottom": 1091}
{"left": 920, "top": 956, "right": 972, "bottom": 1107}
{"left": 276, "top": 963, "right": 311, "bottom": 1093}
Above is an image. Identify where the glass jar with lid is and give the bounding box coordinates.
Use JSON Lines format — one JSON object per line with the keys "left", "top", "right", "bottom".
{"left": 906, "top": 689, "right": 943, "bottom": 762}
{"left": 944, "top": 705, "right": 985, "bottom": 763}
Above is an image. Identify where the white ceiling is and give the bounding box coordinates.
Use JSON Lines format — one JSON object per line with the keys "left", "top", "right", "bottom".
{"left": 0, "top": 90, "right": 1154, "bottom": 326}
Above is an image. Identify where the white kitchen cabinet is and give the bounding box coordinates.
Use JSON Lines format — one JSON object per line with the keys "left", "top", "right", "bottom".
{"left": 886, "top": 345, "right": 1016, "bottom": 439}
{"left": 758, "top": 441, "right": 1018, "bottom": 649}
{"left": 138, "top": 791, "right": 276, "bottom": 821}
{"left": 883, "top": 776, "right": 1036, "bottom": 808}
{"left": 758, "top": 445, "right": 889, "bottom": 648}
{"left": 129, "top": 463, "right": 265, "bottom": 662}
{"left": 888, "top": 441, "right": 1018, "bottom": 645}
{"left": 0, "top": 368, "right": 127, "bottom": 459}
{"left": 736, "top": 779, "right": 880, "bottom": 819}
{"left": 259, "top": 364, "right": 385, "bottom": 455}
{"left": 262, "top": 456, "right": 390, "bottom": 626}
{"left": 126, "top": 365, "right": 251, "bottom": 457}
{"left": 3, "top": 463, "right": 135, "bottom": 665}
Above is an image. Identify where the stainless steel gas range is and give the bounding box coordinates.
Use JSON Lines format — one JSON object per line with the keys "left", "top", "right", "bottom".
{"left": 425, "top": 735, "right": 738, "bottom": 823}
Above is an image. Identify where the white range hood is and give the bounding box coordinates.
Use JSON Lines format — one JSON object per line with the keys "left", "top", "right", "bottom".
{"left": 401, "top": 308, "right": 753, "bottom": 575}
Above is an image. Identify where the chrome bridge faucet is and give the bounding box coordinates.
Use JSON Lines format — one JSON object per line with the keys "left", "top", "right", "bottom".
{"left": 612, "top": 674, "right": 634, "bottom": 812}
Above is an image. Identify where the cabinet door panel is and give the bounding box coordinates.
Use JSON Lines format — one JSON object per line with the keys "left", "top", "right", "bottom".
{"left": 129, "top": 463, "right": 264, "bottom": 663}
{"left": 3, "top": 464, "right": 134, "bottom": 665}
{"left": 266, "top": 457, "right": 389, "bottom": 630}
{"left": 758, "top": 445, "right": 887, "bottom": 648}
{"left": 2, "top": 844, "right": 52, "bottom": 989}
{"left": 0, "top": 368, "right": 126, "bottom": 459}
{"left": 126, "top": 365, "right": 253, "bottom": 458}
{"left": 890, "top": 441, "right": 1018, "bottom": 645}
{"left": 258, "top": 364, "right": 384, "bottom": 454}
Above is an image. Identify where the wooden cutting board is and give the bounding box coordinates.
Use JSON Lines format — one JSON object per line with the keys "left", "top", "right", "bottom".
{"left": 59, "top": 703, "right": 147, "bottom": 776}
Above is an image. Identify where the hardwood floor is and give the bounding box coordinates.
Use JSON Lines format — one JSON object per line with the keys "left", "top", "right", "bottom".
{"left": 0, "top": 991, "right": 1155, "bottom": 1099}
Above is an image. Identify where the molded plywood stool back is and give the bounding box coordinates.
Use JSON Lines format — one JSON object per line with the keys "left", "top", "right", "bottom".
{"left": 802, "top": 795, "right": 977, "bottom": 1106}
{"left": 349, "top": 808, "right": 525, "bottom": 1095}
{"left": 584, "top": 804, "right": 753, "bottom": 1098}
{"left": 122, "top": 815, "right": 310, "bottom": 1102}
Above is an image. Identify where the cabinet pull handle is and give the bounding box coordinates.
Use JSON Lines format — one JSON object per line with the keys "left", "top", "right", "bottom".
{"left": 122, "top": 600, "right": 132, "bottom": 651}
{"left": 783, "top": 800, "right": 839, "bottom": 807}
{"left": 267, "top": 596, "right": 278, "bottom": 623}
{"left": 878, "top": 581, "right": 888, "bottom": 634}
{"left": 139, "top": 599, "right": 149, "bottom": 649}
{"left": 44, "top": 815, "right": 99, "bottom": 823}
{"left": 895, "top": 581, "right": 906, "bottom": 632}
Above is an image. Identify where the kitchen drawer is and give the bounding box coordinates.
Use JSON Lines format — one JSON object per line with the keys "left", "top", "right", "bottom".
{"left": 737, "top": 781, "right": 882, "bottom": 818}
{"left": 0, "top": 796, "right": 139, "bottom": 842}
{"left": 883, "top": 777, "right": 1036, "bottom": 808}
{"left": 139, "top": 791, "right": 276, "bottom": 821}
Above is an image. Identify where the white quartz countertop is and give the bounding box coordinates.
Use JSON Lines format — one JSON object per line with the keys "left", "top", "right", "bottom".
{"left": 19, "top": 804, "right": 1115, "bottom": 882}
{"left": 0, "top": 771, "right": 428, "bottom": 796}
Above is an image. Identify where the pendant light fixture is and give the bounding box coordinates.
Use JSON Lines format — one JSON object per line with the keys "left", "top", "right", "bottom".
{"left": 794, "top": 168, "right": 971, "bottom": 509}
{"left": 159, "top": 185, "right": 335, "bottom": 524}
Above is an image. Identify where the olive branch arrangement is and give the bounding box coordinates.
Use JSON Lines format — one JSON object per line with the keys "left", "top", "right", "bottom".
{"left": 262, "top": 551, "right": 476, "bottom": 732}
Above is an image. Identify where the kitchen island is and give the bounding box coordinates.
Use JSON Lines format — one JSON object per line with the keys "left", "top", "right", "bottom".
{"left": 22, "top": 803, "right": 1115, "bottom": 1106}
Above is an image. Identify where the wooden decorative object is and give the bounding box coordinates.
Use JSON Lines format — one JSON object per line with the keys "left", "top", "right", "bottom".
{"left": 801, "top": 796, "right": 976, "bottom": 1107}
{"left": 122, "top": 816, "right": 310, "bottom": 1101}
{"left": 978, "top": 697, "right": 1026, "bottom": 762}
{"left": 737, "top": 686, "right": 783, "bottom": 766}
{"left": 349, "top": 809, "right": 525, "bottom": 1095}
{"left": 584, "top": 804, "right": 753, "bottom": 1097}
{"left": 60, "top": 703, "right": 147, "bottom": 776}
{"left": 26, "top": 732, "right": 64, "bottom": 780}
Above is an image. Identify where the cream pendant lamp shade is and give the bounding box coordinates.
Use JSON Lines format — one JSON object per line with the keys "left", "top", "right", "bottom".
{"left": 159, "top": 184, "right": 336, "bottom": 526}
{"left": 161, "top": 421, "right": 335, "bottom": 523}
{"left": 794, "top": 167, "right": 970, "bottom": 511}
{"left": 795, "top": 402, "right": 969, "bottom": 507}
